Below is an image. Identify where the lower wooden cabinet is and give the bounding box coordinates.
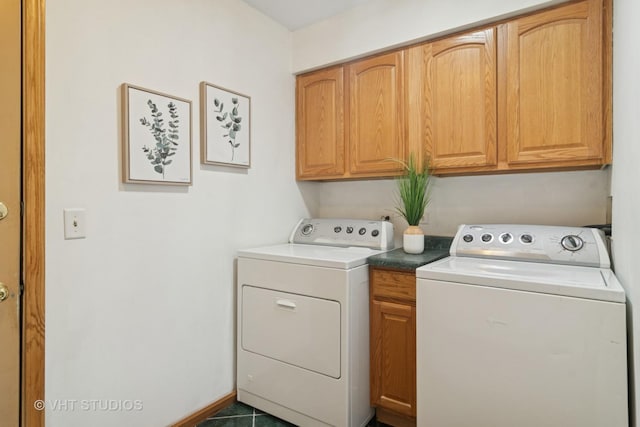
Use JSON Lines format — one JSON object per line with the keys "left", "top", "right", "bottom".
{"left": 370, "top": 267, "right": 417, "bottom": 426}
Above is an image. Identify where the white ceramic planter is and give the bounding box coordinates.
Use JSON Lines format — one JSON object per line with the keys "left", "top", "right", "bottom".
{"left": 403, "top": 225, "right": 424, "bottom": 254}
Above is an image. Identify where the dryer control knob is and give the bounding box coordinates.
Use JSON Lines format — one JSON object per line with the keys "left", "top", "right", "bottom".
{"left": 481, "top": 233, "right": 493, "bottom": 243}
{"left": 561, "top": 235, "right": 584, "bottom": 252}
{"left": 301, "top": 224, "right": 314, "bottom": 235}
{"left": 520, "top": 234, "right": 533, "bottom": 244}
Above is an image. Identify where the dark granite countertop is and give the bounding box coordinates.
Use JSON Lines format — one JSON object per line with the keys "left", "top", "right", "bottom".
{"left": 368, "top": 236, "right": 453, "bottom": 271}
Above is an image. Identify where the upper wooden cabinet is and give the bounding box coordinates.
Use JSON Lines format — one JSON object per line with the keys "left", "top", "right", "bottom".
{"left": 502, "top": 0, "right": 606, "bottom": 168}
{"left": 423, "top": 28, "right": 497, "bottom": 170}
{"left": 296, "top": 67, "right": 345, "bottom": 179}
{"left": 348, "top": 52, "right": 406, "bottom": 176}
{"left": 295, "top": 0, "right": 611, "bottom": 180}
{"left": 296, "top": 52, "right": 408, "bottom": 180}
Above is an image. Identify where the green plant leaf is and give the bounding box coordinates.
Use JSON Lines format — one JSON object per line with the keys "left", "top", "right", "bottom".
{"left": 154, "top": 165, "right": 163, "bottom": 174}
{"left": 392, "top": 154, "right": 431, "bottom": 226}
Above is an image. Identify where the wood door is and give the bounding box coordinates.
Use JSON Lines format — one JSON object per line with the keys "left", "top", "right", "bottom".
{"left": 503, "top": 0, "right": 604, "bottom": 166}
{"left": 371, "top": 299, "right": 416, "bottom": 418}
{"left": 0, "top": 1, "right": 22, "bottom": 425}
{"left": 348, "top": 52, "right": 405, "bottom": 176}
{"left": 425, "top": 28, "right": 497, "bottom": 170}
{"left": 296, "top": 67, "right": 345, "bottom": 179}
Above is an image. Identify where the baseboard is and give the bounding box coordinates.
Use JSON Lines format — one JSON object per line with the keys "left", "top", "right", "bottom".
{"left": 171, "top": 390, "right": 236, "bottom": 427}
{"left": 376, "top": 407, "right": 416, "bottom": 427}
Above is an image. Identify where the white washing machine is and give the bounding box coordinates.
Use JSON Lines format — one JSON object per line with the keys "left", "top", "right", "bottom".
{"left": 237, "top": 218, "right": 394, "bottom": 427}
{"left": 416, "top": 224, "right": 628, "bottom": 427}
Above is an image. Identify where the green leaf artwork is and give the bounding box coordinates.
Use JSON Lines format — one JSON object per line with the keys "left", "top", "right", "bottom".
{"left": 214, "top": 96, "right": 243, "bottom": 161}
{"left": 139, "top": 100, "right": 180, "bottom": 178}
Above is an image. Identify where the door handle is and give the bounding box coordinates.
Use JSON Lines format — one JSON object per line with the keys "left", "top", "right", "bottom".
{"left": 0, "top": 283, "right": 9, "bottom": 302}
{"left": 0, "top": 202, "right": 7, "bottom": 220}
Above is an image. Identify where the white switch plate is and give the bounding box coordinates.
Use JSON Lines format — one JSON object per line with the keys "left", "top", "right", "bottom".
{"left": 63, "top": 208, "right": 86, "bottom": 239}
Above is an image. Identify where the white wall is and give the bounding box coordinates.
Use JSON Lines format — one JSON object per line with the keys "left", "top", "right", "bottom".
{"left": 292, "top": 0, "right": 567, "bottom": 72}
{"left": 45, "top": 0, "right": 311, "bottom": 426}
{"left": 315, "top": 171, "right": 610, "bottom": 247}
{"left": 611, "top": 0, "right": 640, "bottom": 424}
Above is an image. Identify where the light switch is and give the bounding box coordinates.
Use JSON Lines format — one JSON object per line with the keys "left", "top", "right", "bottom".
{"left": 64, "top": 208, "right": 86, "bottom": 239}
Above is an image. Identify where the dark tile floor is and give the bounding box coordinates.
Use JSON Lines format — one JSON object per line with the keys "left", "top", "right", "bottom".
{"left": 196, "top": 401, "right": 390, "bottom": 427}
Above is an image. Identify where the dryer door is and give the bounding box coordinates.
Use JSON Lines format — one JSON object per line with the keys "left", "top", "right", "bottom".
{"left": 241, "top": 285, "right": 341, "bottom": 378}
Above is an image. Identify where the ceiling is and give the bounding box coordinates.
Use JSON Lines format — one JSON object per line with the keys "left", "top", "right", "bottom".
{"left": 241, "top": 0, "right": 372, "bottom": 30}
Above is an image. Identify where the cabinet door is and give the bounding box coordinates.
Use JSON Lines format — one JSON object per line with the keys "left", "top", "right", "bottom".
{"left": 296, "top": 67, "right": 345, "bottom": 179}
{"left": 348, "top": 52, "right": 405, "bottom": 176}
{"left": 425, "top": 28, "right": 497, "bottom": 170}
{"left": 371, "top": 299, "right": 416, "bottom": 418}
{"left": 503, "top": 0, "right": 603, "bottom": 166}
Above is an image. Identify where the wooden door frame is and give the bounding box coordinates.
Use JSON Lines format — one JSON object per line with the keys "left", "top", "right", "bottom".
{"left": 22, "top": 0, "right": 45, "bottom": 426}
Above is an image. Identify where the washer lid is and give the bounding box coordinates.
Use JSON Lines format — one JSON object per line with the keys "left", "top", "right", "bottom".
{"left": 238, "top": 243, "right": 384, "bottom": 269}
{"left": 416, "top": 256, "right": 625, "bottom": 303}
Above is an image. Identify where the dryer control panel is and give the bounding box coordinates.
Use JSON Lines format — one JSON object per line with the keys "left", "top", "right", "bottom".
{"left": 451, "top": 224, "right": 610, "bottom": 268}
{"left": 289, "top": 218, "right": 394, "bottom": 250}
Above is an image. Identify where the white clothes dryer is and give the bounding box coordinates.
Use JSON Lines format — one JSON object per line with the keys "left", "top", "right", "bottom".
{"left": 237, "top": 218, "right": 394, "bottom": 427}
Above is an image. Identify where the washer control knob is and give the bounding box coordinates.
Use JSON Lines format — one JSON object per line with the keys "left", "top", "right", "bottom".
{"left": 499, "top": 233, "right": 513, "bottom": 244}
{"left": 520, "top": 234, "right": 533, "bottom": 244}
{"left": 301, "top": 224, "right": 314, "bottom": 235}
{"left": 334, "top": 226, "right": 342, "bottom": 233}
{"left": 371, "top": 229, "right": 380, "bottom": 237}
{"left": 463, "top": 234, "right": 474, "bottom": 243}
{"left": 346, "top": 227, "right": 354, "bottom": 234}
{"left": 358, "top": 227, "right": 367, "bottom": 236}
{"left": 481, "top": 233, "right": 493, "bottom": 243}
{"left": 561, "top": 235, "right": 584, "bottom": 252}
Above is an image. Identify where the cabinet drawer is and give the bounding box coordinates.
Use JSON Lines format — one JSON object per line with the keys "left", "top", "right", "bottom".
{"left": 371, "top": 268, "right": 416, "bottom": 303}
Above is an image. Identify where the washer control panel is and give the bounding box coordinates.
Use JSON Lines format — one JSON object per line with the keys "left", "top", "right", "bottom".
{"left": 290, "top": 218, "right": 395, "bottom": 250}
{"left": 451, "top": 224, "right": 610, "bottom": 268}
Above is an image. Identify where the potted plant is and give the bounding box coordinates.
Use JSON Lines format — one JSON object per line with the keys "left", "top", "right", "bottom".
{"left": 394, "top": 154, "right": 431, "bottom": 254}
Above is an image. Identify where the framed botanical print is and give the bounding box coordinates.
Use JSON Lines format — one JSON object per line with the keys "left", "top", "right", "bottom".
{"left": 200, "top": 82, "right": 251, "bottom": 168}
{"left": 121, "top": 83, "right": 192, "bottom": 185}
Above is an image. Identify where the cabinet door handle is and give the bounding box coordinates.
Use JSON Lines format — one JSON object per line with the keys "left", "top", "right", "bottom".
{"left": 275, "top": 299, "right": 296, "bottom": 309}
